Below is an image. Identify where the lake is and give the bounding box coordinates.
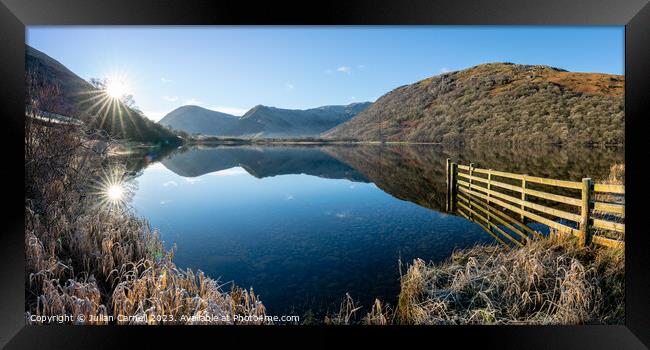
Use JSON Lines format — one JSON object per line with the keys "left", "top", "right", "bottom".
{"left": 128, "top": 144, "right": 623, "bottom": 317}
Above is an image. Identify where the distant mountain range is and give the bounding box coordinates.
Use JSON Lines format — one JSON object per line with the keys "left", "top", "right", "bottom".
{"left": 27, "top": 44, "right": 623, "bottom": 145}
{"left": 158, "top": 106, "right": 240, "bottom": 136}
{"left": 26, "top": 45, "right": 180, "bottom": 144}
{"left": 325, "top": 63, "right": 624, "bottom": 145}
{"left": 159, "top": 102, "right": 372, "bottom": 138}
{"left": 161, "top": 145, "right": 368, "bottom": 182}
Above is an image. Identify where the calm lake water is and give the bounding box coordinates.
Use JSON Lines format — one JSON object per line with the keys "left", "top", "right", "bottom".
{"left": 128, "top": 144, "right": 623, "bottom": 316}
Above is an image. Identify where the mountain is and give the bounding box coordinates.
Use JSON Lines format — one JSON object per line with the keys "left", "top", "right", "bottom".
{"left": 159, "top": 105, "right": 239, "bottom": 135}
{"left": 324, "top": 63, "right": 624, "bottom": 145}
{"left": 158, "top": 102, "right": 372, "bottom": 138}
{"left": 160, "top": 145, "right": 368, "bottom": 182}
{"left": 25, "top": 45, "right": 180, "bottom": 144}
{"left": 231, "top": 103, "right": 372, "bottom": 137}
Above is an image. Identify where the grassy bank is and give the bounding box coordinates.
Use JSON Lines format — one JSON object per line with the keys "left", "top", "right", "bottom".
{"left": 25, "top": 111, "right": 624, "bottom": 325}
{"left": 396, "top": 233, "right": 624, "bottom": 324}
{"left": 324, "top": 233, "right": 623, "bottom": 325}
{"left": 25, "top": 119, "right": 267, "bottom": 324}
{"left": 328, "top": 163, "right": 625, "bottom": 325}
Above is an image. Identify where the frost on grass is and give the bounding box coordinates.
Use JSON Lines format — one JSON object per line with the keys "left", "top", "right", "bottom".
{"left": 396, "top": 234, "right": 624, "bottom": 325}
{"left": 25, "top": 98, "right": 266, "bottom": 324}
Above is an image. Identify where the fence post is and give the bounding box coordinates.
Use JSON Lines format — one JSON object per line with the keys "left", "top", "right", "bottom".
{"left": 450, "top": 162, "right": 457, "bottom": 212}
{"left": 579, "top": 178, "right": 593, "bottom": 246}
{"left": 520, "top": 176, "right": 527, "bottom": 223}
{"left": 446, "top": 158, "right": 451, "bottom": 212}
{"left": 468, "top": 163, "right": 475, "bottom": 218}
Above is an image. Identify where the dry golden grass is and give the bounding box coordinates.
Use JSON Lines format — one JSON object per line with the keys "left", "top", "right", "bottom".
{"left": 324, "top": 293, "right": 363, "bottom": 325}
{"left": 395, "top": 233, "right": 624, "bottom": 325}
{"left": 603, "top": 163, "right": 624, "bottom": 185}
{"left": 592, "top": 163, "right": 625, "bottom": 241}
{"left": 25, "top": 115, "right": 266, "bottom": 324}
{"left": 362, "top": 299, "right": 393, "bottom": 325}
{"left": 323, "top": 293, "right": 395, "bottom": 325}
{"left": 323, "top": 163, "right": 625, "bottom": 326}
{"left": 323, "top": 293, "right": 399, "bottom": 325}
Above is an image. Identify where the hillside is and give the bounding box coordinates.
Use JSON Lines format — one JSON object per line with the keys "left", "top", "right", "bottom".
{"left": 158, "top": 102, "right": 372, "bottom": 138}
{"left": 232, "top": 103, "right": 372, "bottom": 137}
{"left": 159, "top": 105, "right": 239, "bottom": 135}
{"left": 161, "top": 145, "right": 368, "bottom": 182}
{"left": 25, "top": 45, "right": 180, "bottom": 144}
{"left": 324, "top": 63, "right": 624, "bottom": 145}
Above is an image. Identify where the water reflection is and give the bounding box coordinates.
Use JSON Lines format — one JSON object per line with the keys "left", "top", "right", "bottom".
{"left": 160, "top": 144, "right": 623, "bottom": 214}
{"left": 162, "top": 145, "right": 368, "bottom": 182}
{"left": 128, "top": 143, "right": 623, "bottom": 316}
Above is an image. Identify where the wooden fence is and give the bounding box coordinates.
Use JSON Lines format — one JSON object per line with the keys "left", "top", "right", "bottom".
{"left": 446, "top": 159, "right": 624, "bottom": 249}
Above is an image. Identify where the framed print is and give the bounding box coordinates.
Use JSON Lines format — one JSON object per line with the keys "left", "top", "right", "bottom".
{"left": 1, "top": 0, "right": 649, "bottom": 348}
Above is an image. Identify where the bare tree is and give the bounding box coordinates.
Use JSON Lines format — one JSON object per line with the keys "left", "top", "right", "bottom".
{"left": 88, "top": 77, "right": 142, "bottom": 113}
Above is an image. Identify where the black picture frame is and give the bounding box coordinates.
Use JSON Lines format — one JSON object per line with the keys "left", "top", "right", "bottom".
{"left": 1, "top": 0, "right": 649, "bottom": 348}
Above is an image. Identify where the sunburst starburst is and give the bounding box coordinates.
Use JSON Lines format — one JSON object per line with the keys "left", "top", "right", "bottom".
{"left": 105, "top": 78, "right": 128, "bottom": 99}
{"left": 88, "top": 166, "right": 136, "bottom": 210}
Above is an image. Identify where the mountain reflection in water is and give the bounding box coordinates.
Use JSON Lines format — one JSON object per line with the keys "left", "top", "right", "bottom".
{"left": 130, "top": 144, "right": 623, "bottom": 316}
{"left": 160, "top": 144, "right": 623, "bottom": 213}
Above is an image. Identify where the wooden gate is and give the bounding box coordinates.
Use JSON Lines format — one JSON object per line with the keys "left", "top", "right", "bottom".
{"left": 446, "top": 159, "right": 624, "bottom": 248}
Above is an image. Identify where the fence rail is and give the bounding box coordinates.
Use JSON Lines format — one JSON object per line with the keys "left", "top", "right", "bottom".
{"left": 446, "top": 159, "right": 624, "bottom": 249}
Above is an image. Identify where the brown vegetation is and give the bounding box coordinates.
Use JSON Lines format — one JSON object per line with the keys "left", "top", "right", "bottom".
{"left": 395, "top": 233, "right": 623, "bottom": 325}
{"left": 394, "top": 163, "right": 625, "bottom": 325}
{"left": 323, "top": 233, "right": 623, "bottom": 326}
{"left": 325, "top": 163, "right": 625, "bottom": 325}
{"left": 25, "top": 84, "right": 266, "bottom": 324}
{"left": 592, "top": 163, "right": 625, "bottom": 241}
{"left": 325, "top": 63, "right": 624, "bottom": 145}
{"left": 324, "top": 293, "right": 393, "bottom": 325}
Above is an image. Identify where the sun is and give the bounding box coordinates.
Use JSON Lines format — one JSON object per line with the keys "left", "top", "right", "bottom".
{"left": 105, "top": 78, "right": 128, "bottom": 99}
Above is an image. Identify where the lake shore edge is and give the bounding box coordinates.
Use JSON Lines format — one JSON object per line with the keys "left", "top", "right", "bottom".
{"left": 26, "top": 124, "right": 625, "bottom": 324}
{"left": 184, "top": 137, "right": 625, "bottom": 147}
{"left": 25, "top": 123, "right": 268, "bottom": 325}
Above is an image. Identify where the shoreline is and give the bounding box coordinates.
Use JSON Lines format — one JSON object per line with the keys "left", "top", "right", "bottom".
{"left": 25, "top": 121, "right": 625, "bottom": 324}
{"left": 184, "top": 138, "right": 624, "bottom": 148}
{"left": 25, "top": 122, "right": 268, "bottom": 325}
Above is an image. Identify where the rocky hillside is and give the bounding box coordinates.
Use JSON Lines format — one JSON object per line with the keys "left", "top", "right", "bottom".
{"left": 232, "top": 103, "right": 372, "bottom": 138}
{"left": 26, "top": 45, "right": 180, "bottom": 144}
{"left": 159, "top": 102, "right": 371, "bottom": 138}
{"left": 324, "top": 63, "right": 624, "bottom": 145}
{"left": 159, "top": 105, "right": 239, "bottom": 135}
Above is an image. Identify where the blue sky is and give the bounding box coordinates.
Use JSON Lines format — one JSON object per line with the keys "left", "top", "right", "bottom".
{"left": 27, "top": 26, "right": 623, "bottom": 121}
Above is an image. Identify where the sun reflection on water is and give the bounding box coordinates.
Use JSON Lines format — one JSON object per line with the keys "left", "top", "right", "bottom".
{"left": 106, "top": 184, "right": 124, "bottom": 201}
{"left": 89, "top": 166, "right": 135, "bottom": 210}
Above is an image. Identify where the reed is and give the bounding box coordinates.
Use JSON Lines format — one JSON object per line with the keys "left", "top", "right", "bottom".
{"left": 25, "top": 109, "right": 266, "bottom": 324}
{"left": 324, "top": 293, "right": 363, "bottom": 325}
{"left": 592, "top": 163, "right": 625, "bottom": 241}
{"left": 395, "top": 233, "right": 624, "bottom": 325}
{"left": 325, "top": 165, "right": 625, "bottom": 326}
{"left": 362, "top": 299, "right": 393, "bottom": 325}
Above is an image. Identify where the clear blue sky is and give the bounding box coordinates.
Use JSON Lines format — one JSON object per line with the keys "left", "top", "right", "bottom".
{"left": 27, "top": 26, "right": 624, "bottom": 121}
